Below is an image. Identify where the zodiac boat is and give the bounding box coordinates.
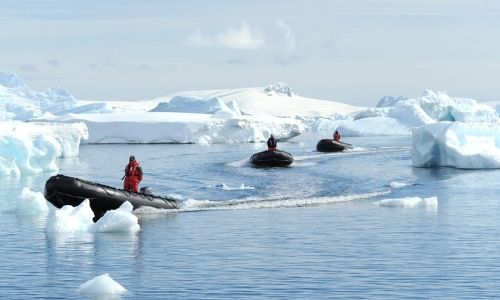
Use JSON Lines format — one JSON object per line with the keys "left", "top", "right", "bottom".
{"left": 316, "top": 139, "right": 353, "bottom": 152}
{"left": 44, "top": 174, "right": 179, "bottom": 221}
{"left": 249, "top": 150, "right": 294, "bottom": 167}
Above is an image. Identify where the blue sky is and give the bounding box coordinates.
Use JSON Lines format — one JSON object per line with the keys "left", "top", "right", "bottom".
{"left": 1, "top": 0, "right": 499, "bottom": 106}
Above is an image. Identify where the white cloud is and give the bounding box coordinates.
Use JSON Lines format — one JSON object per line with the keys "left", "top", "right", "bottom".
{"left": 186, "top": 22, "right": 265, "bottom": 50}
{"left": 276, "top": 20, "right": 296, "bottom": 54}
{"left": 216, "top": 22, "right": 264, "bottom": 50}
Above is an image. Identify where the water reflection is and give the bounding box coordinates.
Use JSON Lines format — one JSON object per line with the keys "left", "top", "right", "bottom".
{"left": 411, "top": 166, "right": 467, "bottom": 181}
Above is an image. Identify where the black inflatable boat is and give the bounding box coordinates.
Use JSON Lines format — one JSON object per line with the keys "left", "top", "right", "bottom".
{"left": 316, "top": 139, "right": 353, "bottom": 152}
{"left": 250, "top": 150, "right": 294, "bottom": 167}
{"left": 44, "top": 174, "right": 179, "bottom": 220}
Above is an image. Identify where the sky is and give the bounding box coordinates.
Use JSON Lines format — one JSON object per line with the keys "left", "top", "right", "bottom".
{"left": 1, "top": 0, "right": 499, "bottom": 106}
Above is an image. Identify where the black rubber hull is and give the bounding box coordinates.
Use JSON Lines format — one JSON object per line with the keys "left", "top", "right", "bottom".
{"left": 316, "top": 139, "right": 353, "bottom": 152}
{"left": 44, "top": 174, "right": 179, "bottom": 220}
{"left": 250, "top": 150, "right": 294, "bottom": 167}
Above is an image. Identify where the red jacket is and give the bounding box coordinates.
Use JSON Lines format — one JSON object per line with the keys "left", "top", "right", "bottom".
{"left": 124, "top": 160, "right": 143, "bottom": 184}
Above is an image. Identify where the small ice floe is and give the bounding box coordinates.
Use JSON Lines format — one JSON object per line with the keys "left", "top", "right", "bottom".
{"left": 92, "top": 201, "right": 140, "bottom": 233}
{"left": 16, "top": 187, "right": 49, "bottom": 215}
{"left": 46, "top": 199, "right": 140, "bottom": 233}
{"left": 389, "top": 181, "right": 408, "bottom": 189}
{"left": 373, "top": 196, "right": 438, "bottom": 209}
{"left": 216, "top": 183, "right": 255, "bottom": 191}
{"left": 76, "top": 273, "right": 127, "bottom": 298}
{"left": 45, "top": 199, "right": 95, "bottom": 233}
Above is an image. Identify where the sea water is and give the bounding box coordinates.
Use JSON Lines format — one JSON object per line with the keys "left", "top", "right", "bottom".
{"left": 0, "top": 132, "right": 499, "bottom": 299}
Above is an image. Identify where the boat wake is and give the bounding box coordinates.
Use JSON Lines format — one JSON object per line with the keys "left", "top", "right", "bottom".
{"left": 133, "top": 189, "right": 391, "bottom": 217}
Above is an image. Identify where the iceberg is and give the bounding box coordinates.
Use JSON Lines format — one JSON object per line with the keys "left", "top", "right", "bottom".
{"left": 337, "top": 116, "right": 411, "bottom": 137}
{"left": 377, "top": 90, "right": 498, "bottom": 124}
{"left": 411, "top": 122, "right": 500, "bottom": 169}
{"left": 0, "top": 72, "right": 76, "bottom": 120}
{"left": 341, "top": 90, "right": 499, "bottom": 137}
{"left": 0, "top": 121, "right": 88, "bottom": 176}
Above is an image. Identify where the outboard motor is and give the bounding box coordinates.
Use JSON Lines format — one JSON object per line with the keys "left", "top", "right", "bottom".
{"left": 140, "top": 186, "right": 154, "bottom": 195}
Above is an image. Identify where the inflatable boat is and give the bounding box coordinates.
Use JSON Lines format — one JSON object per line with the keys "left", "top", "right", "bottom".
{"left": 44, "top": 174, "right": 179, "bottom": 221}
{"left": 250, "top": 150, "right": 294, "bottom": 167}
{"left": 316, "top": 139, "right": 353, "bottom": 152}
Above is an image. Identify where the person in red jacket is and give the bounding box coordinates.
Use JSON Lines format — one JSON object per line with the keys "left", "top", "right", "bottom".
{"left": 123, "top": 155, "right": 143, "bottom": 192}
{"left": 333, "top": 130, "right": 341, "bottom": 142}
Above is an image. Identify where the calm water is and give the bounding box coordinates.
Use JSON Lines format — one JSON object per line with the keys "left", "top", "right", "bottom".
{"left": 1, "top": 132, "right": 500, "bottom": 299}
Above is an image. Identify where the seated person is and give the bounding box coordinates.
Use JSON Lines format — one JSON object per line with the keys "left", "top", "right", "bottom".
{"left": 333, "top": 130, "right": 341, "bottom": 142}
{"left": 267, "top": 134, "right": 277, "bottom": 151}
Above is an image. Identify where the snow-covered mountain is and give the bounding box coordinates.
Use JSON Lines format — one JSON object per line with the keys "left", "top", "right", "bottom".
{"left": 152, "top": 82, "right": 362, "bottom": 118}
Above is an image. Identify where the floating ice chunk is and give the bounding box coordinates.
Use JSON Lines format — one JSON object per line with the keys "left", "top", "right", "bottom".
{"left": 217, "top": 183, "right": 255, "bottom": 190}
{"left": 76, "top": 273, "right": 127, "bottom": 297}
{"left": 373, "top": 196, "right": 438, "bottom": 209}
{"left": 46, "top": 199, "right": 95, "bottom": 233}
{"left": 93, "top": 201, "right": 140, "bottom": 233}
{"left": 16, "top": 187, "right": 49, "bottom": 215}
{"left": 46, "top": 199, "right": 140, "bottom": 233}
{"left": 389, "top": 181, "right": 408, "bottom": 189}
